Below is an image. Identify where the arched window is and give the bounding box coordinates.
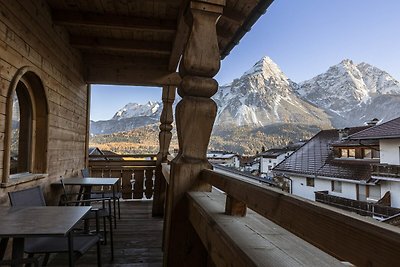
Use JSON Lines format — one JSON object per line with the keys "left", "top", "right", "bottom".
{"left": 3, "top": 67, "right": 48, "bottom": 184}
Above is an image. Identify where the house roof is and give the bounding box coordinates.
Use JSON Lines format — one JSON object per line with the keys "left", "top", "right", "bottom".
{"left": 348, "top": 117, "right": 400, "bottom": 140}
{"left": 45, "top": 0, "right": 274, "bottom": 86}
{"left": 259, "top": 148, "right": 292, "bottom": 158}
{"left": 273, "top": 127, "right": 372, "bottom": 181}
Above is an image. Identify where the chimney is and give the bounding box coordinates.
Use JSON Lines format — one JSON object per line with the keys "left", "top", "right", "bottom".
{"left": 338, "top": 128, "right": 349, "bottom": 140}
{"left": 367, "top": 118, "right": 379, "bottom": 126}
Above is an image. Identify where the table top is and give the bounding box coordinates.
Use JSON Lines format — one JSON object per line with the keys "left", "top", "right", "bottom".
{"left": 0, "top": 206, "right": 91, "bottom": 237}
{"left": 59, "top": 177, "right": 119, "bottom": 186}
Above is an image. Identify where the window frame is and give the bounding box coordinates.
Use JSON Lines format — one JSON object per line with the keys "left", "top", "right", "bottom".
{"left": 2, "top": 67, "right": 49, "bottom": 187}
{"left": 331, "top": 181, "right": 342, "bottom": 193}
{"left": 306, "top": 177, "right": 315, "bottom": 187}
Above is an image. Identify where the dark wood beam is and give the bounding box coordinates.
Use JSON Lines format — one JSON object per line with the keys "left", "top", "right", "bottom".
{"left": 168, "top": 0, "right": 190, "bottom": 71}
{"left": 70, "top": 36, "right": 172, "bottom": 55}
{"left": 84, "top": 56, "right": 180, "bottom": 86}
{"left": 51, "top": 10, "right": 177, "bottom": 33}
{"left": 221, "top": 7, "right": 246, "bottom": 25}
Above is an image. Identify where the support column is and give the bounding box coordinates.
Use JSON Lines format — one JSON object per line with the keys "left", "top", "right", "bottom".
{"left": 164, "top": 1, "right": 225, "bottom": 266}
{"left": 153, "top": 85, "right": 176, "bottom": 217}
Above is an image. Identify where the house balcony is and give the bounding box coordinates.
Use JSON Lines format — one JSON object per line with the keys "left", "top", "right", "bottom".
{"left": 315, "top": 191, "right": 400, "bottom": 219}
{"left": 371, "top": 163, "right": 400, "bottom": 179}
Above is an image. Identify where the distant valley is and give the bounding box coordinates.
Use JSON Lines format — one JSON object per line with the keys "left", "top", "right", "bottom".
{"left": 90, "top": 57, "right": 400, "bottom": 155}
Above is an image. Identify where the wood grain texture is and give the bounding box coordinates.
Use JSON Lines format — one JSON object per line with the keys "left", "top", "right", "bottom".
{"left": 188, "top": 191, "right": 345, "bottom": 267}
{"left": 201, "top": 169, "right": 400, "bottom": 266}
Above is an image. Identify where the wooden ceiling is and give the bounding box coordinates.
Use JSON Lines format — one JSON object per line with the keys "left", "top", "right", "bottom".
{"left": 45, "top": 0, "right": 274, "bottom": 86}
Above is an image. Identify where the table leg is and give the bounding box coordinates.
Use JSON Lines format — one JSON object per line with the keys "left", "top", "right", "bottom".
{"left": 11, "top": 238, "right": 24, "bottom": 267}
{"left": 68, "top": 232, "right": 74, "bottom": 267}
{"left": 113, "top": 185, "right": 117, "bottom": 229}
{"left": 0, "top": 238, "right": 9, "bottom": 260}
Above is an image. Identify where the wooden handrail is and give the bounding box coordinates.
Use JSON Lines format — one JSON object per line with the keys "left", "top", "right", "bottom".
{"left": 200, "top": 169, "right": 400, "bottom": 266}
{"left": 89, "top": 154, "right": 157, "bottom": 159}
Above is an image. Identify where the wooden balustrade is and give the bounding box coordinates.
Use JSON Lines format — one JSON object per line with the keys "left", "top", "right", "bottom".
{"left": 315, "top": 191, "right": 400, "bottom": 218}
{"left": 196, "top": 169, "right": 400, "bottom": 266}
{"left": 371, "top": 163, "right": 400, "bottom": 178}
{"left": 88, "top": 154, "right": 157, "bottom": 200}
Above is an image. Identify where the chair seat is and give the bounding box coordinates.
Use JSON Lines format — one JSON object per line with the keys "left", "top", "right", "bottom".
{"left": 25, "top": 235, "right": 100, "bottom": 255}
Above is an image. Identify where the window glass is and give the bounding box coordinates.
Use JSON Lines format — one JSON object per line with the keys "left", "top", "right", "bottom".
{"left": 306, "top": 177, "right": 315, "bottom": 187}
{"left": 372, "top": 149, "right": 380, "bottom": 159}
{"left": 341, "top": 149, "right": 348, "bottom": 158}
{"left": 332, "top": 181, "right": 342, "bottom": 193}
{"left": 10, "top": 83, "right": 32, "bottom": 176}
{"left": 348, "top": 149, "right": 355, "bottom": 158}
{"left": 10, "top": 93, "right": 20, "bottom": 175}
{"left": 358, "top": 185, "right": 367, "bottom": 201}
{"left": 363, "top": 149, "right": 372, "bottom": 159}
{"left": 369, "top": 185, "right": 381, "bottom": 200}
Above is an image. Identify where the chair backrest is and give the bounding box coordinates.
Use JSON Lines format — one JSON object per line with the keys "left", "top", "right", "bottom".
{"left": 81, "top": 168, "right": 90, "bottom": 178}
{"left": 8, "top": 186, "right": 46, "bottom": 206}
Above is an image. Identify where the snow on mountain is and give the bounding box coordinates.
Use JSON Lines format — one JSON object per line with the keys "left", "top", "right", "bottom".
{"left": 297, "top": 59, "right": 400, "bottom": 127}
{"left": 213, "top": 56, "right": 332, "bottom": 128}
{"left": 112, "top": 101, "right": 161, "bottom": 120}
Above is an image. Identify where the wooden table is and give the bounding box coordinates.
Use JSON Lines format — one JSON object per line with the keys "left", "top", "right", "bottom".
{"left": 59, "top": 178, "right": 120, "bottom": 227}
{"left": 0, "top": 206, "right": 91, "bottom": 267}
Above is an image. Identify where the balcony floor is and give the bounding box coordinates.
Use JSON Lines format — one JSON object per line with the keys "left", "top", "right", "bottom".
{"left": 48, "top": 200, "right": 163, "bottom": 266}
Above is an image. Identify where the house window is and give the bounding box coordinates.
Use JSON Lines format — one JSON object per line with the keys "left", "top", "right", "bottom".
{"left": 358, "top": 184, "right": 367, "bottom": 201}
{"left": 363, "top": 149, "right": 372, "bottom": 159}
{"left": 4, "top": 68, "right": 48, "bottom": 183}
{"left": 340, "top": 148, "right": 355, "bottom": 158}
{"left": 306, "top": 177, "right": 315, "bottom": 187}
{"left": 369, "top": 185, "right": 381, "bottom": 200}
{"left": 372, "top": 149, "right": 380, "bottom": 159}
{"left": 331, "top": 181, "right": 342, "bottom": 193}
{"left": 10, "top": 82, "right": 33, "bottom": 175}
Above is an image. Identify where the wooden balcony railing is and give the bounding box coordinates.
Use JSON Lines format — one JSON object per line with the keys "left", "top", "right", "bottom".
{"left": 315, "top": 191, "right": 400, "bottom": 218}
{"left": 88, "top": 154, "right": 157, "bottom": 200}
{"left": 371, "top": 163, "right": 400, "bottom": 178}
{"left": 187, "top": 169, "right": 400, "bottom": 266}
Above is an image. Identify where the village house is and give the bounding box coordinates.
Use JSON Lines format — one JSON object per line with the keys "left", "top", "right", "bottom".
{"left": 348, "top": 116, "right": 400, "bottom": 208}
{"left": 273, "top": 119, "right": 400, "bottom": 219}
{"left": 207, "top": 151, "right": 240, "bottom": 169}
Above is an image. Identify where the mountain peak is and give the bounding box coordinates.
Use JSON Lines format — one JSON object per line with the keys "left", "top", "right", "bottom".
{"left": 243, "top": 56, "right": 285, "bottom": 79}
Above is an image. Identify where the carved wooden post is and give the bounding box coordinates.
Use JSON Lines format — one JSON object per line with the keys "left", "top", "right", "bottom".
{"left": 152, "top": 86, "right": 176, "bottom": 216}
{"left": 164, "top": 1, "right": 225, "bottom": 266}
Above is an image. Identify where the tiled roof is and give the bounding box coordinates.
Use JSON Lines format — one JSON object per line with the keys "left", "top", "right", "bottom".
{"left": 273, "top": 127, "right": 372, "bottom": 181}
{"left": 348, "top": 117, "right": 400, "bottom": 140}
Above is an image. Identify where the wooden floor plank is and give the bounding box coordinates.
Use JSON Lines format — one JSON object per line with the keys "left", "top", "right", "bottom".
{"left": 47, "top": 200, "right": 163, "bottom": 266}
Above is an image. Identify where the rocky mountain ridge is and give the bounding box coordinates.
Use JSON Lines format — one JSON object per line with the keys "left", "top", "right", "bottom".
{"left": 90, "top": 57, "right": 400, "bottom": 136}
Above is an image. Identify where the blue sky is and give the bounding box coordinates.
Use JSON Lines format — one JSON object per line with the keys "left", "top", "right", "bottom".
{"left": 91, "top": 0, "right": 400, "bottom": 121}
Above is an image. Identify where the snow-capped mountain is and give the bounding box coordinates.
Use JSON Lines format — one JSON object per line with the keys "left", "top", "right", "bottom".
{"left": 112, "top": 101, "right": 162, "bottom": 120}
{"left": 213, "top": 56, "right": 332, "bottom": 128}
{"left": 90, "top": 101, "right": 162, "bottom": 134}
{"left": 297, "top": 59, "right": 400, "bottom": 127}
{"left": 90, "top": 56, "right": 400, "bottom": 137}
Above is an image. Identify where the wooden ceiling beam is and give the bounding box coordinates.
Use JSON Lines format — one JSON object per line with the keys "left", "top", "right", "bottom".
{"left": 70, "top": 36, "right": 172, "bottom": 55}
{"left": 51, "top": 9, "right": 177, "bottom": 33}
{"left": 85, "top": 64, "right": 181, "bottom": 87}
{"left": 168, "top": 0, "right": 190, "bottom": 71}
{"left": 221, "top": 7, "right": 245, "bottom": 25}
{"left": 84, "top": 52, "right": 180, "bottom": 86}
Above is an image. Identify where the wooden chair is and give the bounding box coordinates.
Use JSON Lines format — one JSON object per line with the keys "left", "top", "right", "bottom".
{"left": 8, "top": 186, "right": 102, "bottom": 266}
